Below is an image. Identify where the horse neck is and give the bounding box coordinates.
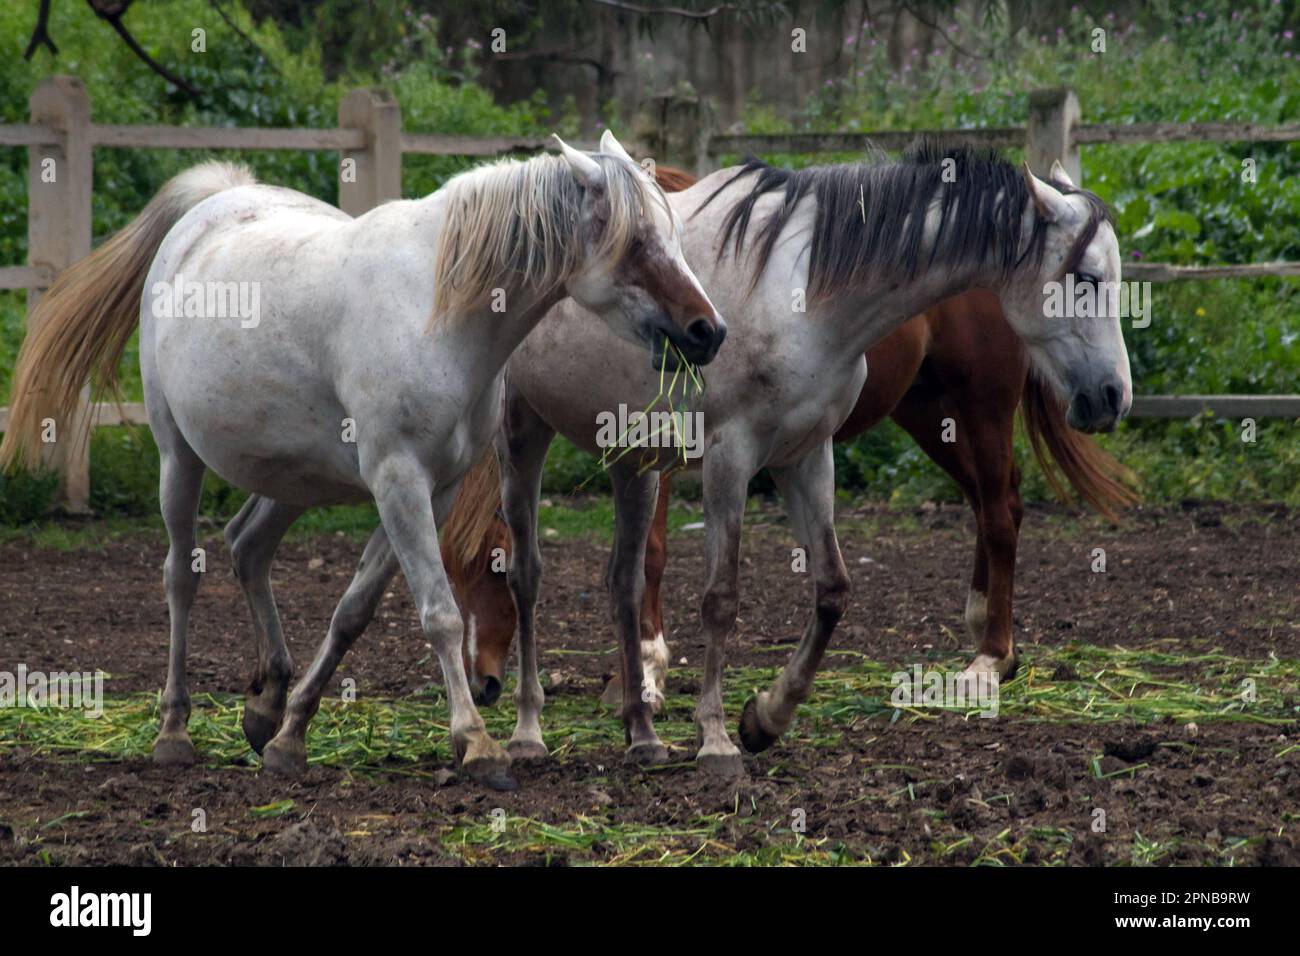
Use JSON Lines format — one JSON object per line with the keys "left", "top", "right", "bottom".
{"left": 413, "top": 188, "right": 571, "bottom": 383}
{"left": 814, "top": 264, "right": 980, "bottom": 363}
{"left": 437, "top": 288, "right": 567, "bottom": 388}
{"left": 815, "top": 195, "right": 1033, "bottom": 361}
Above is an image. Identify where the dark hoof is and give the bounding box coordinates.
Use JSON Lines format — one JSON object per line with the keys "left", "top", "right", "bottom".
{"left": 472, "top": 676, "right": 502, "bottom": 708}
{"left": 242, "top": 704, "right": 281, "bottom": 755}
{"left": 261, "top": 737, "right": 307, "bottom": 776}
{"left": 507, "top": 739, "right": 549, "bottom": 762}
{"left": 738, "top": 698, "right": 778, "bottom": 754}
{"left": 464, "top": 756, "right": 517, "bottom": 792}
{"left": 152, "top": 733, "right": 197, "bottom": 768}
{"left": 1004, "top": 644, "right": 1021, "bottom": 682}
{"left": 625, "top": 741, "right": 670, "bottom": 766}
{"left": 696, "top": 748, "right": 745, "bottom": 777}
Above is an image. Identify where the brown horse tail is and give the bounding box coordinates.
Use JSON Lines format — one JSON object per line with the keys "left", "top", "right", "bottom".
{"left": 654, "top": 165, "right": 698, "bottom": 192}
{"left": 0, "top": 161, "right": 256, "bottom": 472}
{"left": 442, "top": 446, "right": 506, "bottom": 585}
{"left": 1020, "top": 375, "right": 1139, "bottom": 522}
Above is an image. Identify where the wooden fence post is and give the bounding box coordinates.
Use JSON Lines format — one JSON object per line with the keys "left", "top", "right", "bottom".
{"left": 338, "top": 88, "right": 402, "bottom": 215}
{"left": 28, "top": 75, "right": 93, "bottom": 512}
{"left": 1026, "top": 87, "right": 1081, "bottom": 183}
{"left": 637, "top": 84, "right": 715, "bottom": 178}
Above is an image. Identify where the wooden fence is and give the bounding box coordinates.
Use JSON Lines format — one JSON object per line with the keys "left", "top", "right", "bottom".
{"left": 1, "top": 77, "right": 1296, "bottom": 509}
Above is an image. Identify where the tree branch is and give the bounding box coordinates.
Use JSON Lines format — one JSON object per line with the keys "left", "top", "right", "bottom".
{"left": 589, "top": 0, "right": 739, "bottom": 20}
{"left": 898, "top": 1, "right": 989, "bottom": 60}
{"left": 87, "top": 0, "right": 203, "bottom": 97}
{"left": 209, "top": 0, "right": 281, "bottom": 75}
{"left": 24, "top": 0, "right": 59, "bottom": 59}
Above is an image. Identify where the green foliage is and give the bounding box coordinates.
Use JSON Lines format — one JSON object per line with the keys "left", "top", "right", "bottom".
{"left": 732, "top": 0, "right": 1300, "bottom": 507}
{"left": 0, "top": 464, "right": 57, "bottom": 524}
{"left": 0, "top": 1, "right": 1296, "bottom": 524}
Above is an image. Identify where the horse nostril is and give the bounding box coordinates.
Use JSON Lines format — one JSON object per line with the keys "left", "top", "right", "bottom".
{"left": 1069, "top": 391, "right": 1092, "bottom": 428}
{"left": 480, "top": 675, "right": 502, "bottom": 707}
{"left": 685, "top": 318, "right": 715, "bottom": 347}
{"left": 1103, "top": 383, "right": 1123, "bottom": 418}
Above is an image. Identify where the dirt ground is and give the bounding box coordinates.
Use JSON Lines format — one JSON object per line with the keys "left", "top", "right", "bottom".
{"left": 1, "top": 499, "right": 1298, "bottom": 866}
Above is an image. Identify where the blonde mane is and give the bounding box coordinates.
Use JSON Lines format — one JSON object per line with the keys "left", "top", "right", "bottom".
{"left": 429, "top": 151, "right": 667, "bottom": 325}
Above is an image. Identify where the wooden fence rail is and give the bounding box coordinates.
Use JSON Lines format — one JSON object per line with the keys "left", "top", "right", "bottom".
{"left": 1, "top": 77, "right": 1297, "bottom": 511}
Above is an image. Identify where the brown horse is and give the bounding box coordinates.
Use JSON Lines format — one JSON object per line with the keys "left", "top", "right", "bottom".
{"left": 448, "top": 165, "right": 1135, "bottom": 708}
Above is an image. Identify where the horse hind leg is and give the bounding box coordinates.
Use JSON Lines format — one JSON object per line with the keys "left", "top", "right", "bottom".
{"left": 497, "top": 392, "right": 555, "bottom": 762}
{"left": 225, "top": 495, "right": 304, "bottom": 753}
{"left": 261, "top": 521, "right": 397, "bottom": 775}
{"left": 151, "top": 437, "right": 207, "bottom": 767}
{"left": 601, "top": 471, "right": 671, "bottom": 714}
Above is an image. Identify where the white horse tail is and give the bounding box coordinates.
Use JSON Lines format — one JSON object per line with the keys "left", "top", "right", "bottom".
{"left": 0, "top": 161, "right": 256, "bottom": 472}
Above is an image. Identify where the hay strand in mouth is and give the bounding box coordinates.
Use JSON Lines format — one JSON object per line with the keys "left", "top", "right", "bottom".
{"left": 576, "top": 336, "right": 706, "bottom": 488}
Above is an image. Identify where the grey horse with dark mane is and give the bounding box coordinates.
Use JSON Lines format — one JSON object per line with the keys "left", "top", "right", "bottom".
{"left": 478, "top": 138, "right": 1132, "bottom": 773}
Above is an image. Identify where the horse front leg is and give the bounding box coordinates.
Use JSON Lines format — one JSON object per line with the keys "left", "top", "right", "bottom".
{"left": 888, "top": 390, "right": 1016, "bottom": 676}
{"left": 269, "top": 455, "right": 514, "bottom": 790}
{"left": 964, "top": 413, "right": 1023, "bottom": 680}
{"left": 693, "top": 446, "right": 752, "bottom": 776}
{"left": 739, "top": 441, "right": 850, "bottom": 752}
{"left": 607, "top": 466, "right": 669, "bottom": 764}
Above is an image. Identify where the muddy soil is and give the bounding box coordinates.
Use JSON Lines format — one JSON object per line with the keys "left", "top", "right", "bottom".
{"left": 1, "top": 501, "right": 1297, "bottom": 865}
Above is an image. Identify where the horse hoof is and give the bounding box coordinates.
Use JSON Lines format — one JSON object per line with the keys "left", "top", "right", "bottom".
{"left": 1004, "top": 644, "right": 1020, "bottom": 682}
{"left": 151, "top": 733, "right": 197, "bottom": 768}
{"left": 507, "top": 739, "right": 549, "bottom": 762}
{"left": 261, "top": 737, "right": 307, "bottom": 776}
{"left": 242, "top": 704, "right": 281, "bottom": 755}
{"left": 472, "top": 676, "right": 503, "bottom": 708}
{"left": 738, "top": 698, "right": 779, "bottom": 754}
{"left": 464, "top": 756, "right": 518, "bottom": 791}
{"left": 625, "top": 741, "right": 669, "bottom": 766}
{"left": 696, "top": 748, "right": 745, "bottom": 777}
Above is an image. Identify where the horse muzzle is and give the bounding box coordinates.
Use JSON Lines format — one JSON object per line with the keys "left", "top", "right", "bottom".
{"left": 652, "top": 315, "right": 727, "bottom": 369}
{"left": 1067, "top": 377, "right": 1130, "bottom": 433}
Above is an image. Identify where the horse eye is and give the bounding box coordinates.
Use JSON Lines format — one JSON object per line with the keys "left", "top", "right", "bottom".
{"left": 1076, "top": 272, "right": 1099, "bottom": 286}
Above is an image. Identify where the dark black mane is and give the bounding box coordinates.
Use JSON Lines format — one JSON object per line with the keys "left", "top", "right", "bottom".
{"left": 696, "top": 136, "right": 1112, "bottom": 301}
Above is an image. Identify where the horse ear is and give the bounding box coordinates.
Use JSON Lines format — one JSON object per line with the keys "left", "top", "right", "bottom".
{"left": 599, "top": 129, "right": 636, "bottom": 165}
{"left": 1022, "top": 162, "right": 1069, "bottom": 224}
{"left": 1049, "top": 159, "right": 1076, "bottom": 189}
{"left": 554, "top": 134, "right": 603, "bottom": 189}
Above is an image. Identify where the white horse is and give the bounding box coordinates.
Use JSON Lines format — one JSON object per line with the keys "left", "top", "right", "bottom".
{"left": 483, "top": 140, "right": 1132, "bottom": 772}
{"left": 0, "top": 131, "right": 724, "bottom": 790}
